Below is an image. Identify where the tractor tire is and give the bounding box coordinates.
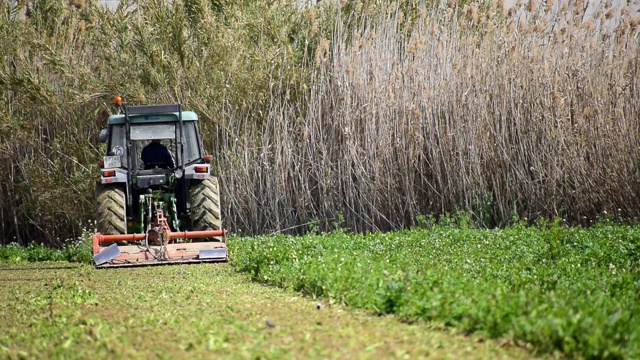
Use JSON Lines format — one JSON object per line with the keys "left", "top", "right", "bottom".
{"left": 96, "top": 185, "right": 127, "bottom": 235}
{"left": 190, "top": 177, "right": 223, "bottom": 240}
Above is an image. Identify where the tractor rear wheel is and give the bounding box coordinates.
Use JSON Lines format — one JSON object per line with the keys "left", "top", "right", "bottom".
{"left": 96, "top": 185, "right": 126, "bottom": 235}
{"left": 190, "top": 177, "right": 222, "bottom": 240}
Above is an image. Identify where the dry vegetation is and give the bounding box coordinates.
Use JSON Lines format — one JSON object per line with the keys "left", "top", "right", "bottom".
{"left": 223, "top": 0, "right": 640, "bottom": 233}
{"left": 1, "top": 0, "right": 639, "bottom": 244}
{"left": 0, "top": 0, "right": 310, "bottom": 243}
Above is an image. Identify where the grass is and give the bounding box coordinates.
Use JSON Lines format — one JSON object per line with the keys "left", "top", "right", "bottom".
{"left": 230, "top": 218, "right": 640, "bottom": 359}
{"left": 0, "top": 262, "right": 536, "bottom": 359}
{"left": 0, "top": 0, "right": 639, "bottom": 355}
{"left": 0, "top": 227, "right": 93, "bottom": 264}
{"left": 0, "top": 240, "right": 91, "bottom": 264}
{"left": 1, "top": 218, "right": 638, "bottom": 358}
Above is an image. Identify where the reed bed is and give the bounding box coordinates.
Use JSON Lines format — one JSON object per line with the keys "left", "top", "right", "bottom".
{"left": 1, "top": 0, "right": 638, "bottom": 243}
{"left": 220, "top": 0, "right": 640, "bottom": 234}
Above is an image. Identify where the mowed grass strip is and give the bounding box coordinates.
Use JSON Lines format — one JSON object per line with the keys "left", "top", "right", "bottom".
{"left": 0, "top": 262, "right": 535, "bottom": 359}
{"left": 230, "top": 219, "right": 640, "bottom": 359}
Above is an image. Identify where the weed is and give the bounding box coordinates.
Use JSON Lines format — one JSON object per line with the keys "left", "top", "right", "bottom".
{"left": 230, "top": 219, "right": 640, "bottom": 359}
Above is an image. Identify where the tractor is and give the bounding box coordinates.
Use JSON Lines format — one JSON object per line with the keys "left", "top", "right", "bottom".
{"left": 92, "top": 98, "right": 227, "bottom": 267}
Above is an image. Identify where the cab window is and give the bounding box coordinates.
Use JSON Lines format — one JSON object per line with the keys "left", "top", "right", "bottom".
{"left": 183, "top": 122, "right": 202, "bottom": 164}
{"left": 107, "top": 125, "right": 128, "bottom": 168}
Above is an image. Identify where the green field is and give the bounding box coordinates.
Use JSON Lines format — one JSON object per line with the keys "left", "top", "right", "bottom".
{"left": 231, "top": 219, "right": 639, "bottom": 359}
{"left": 0, "top": 263, "right": 535, "bottom": 359}
{"left": 1, "top": 219, "right": 638, "bottom": 359}
{"left": 1, "top": 1, "right": 639, "bottom": 358}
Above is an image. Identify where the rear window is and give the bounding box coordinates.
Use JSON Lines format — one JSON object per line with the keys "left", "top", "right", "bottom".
{"left": 130, "top": 123, "right": 176, "bottom": 140}
{"left": 108, "top": 122, "right": 202, "bottom": 168}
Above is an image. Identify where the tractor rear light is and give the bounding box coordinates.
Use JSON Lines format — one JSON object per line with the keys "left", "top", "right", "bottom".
{"left": 102, "top": 170, "right": 116, "bottom": 177}
{"left": 194, "top": 166, "right": 208, "bottom": 173}
{"left": 203, "top": 154, "right": 213, "bottom": 163}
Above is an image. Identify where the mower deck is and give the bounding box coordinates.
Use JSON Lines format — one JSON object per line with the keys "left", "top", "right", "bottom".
{"left": 94, "top": 242, "right": 228, "bottom": 268}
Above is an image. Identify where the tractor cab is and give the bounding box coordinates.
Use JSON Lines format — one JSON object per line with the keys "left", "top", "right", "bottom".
{"left": 99, "top": 106, "right": 208, "bottom": 184}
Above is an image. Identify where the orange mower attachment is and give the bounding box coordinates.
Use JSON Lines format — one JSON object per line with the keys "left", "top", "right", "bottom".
{"left": 92, "top": 229, "right": 227, "bottom": 268}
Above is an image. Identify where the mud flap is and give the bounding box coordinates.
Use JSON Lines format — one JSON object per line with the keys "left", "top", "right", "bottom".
{"left": 94, "top": 243, "right": 122, "bottom": 265}
{"left": 199, "top": 248, "right": 228, "bottom": 261}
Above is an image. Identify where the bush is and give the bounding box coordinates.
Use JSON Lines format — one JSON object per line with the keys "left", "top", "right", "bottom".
{"left": 230, "top": 219, "right": 640, "bottom": 358}
{"left": 0, "top": 227, "right": 93, "bottom": 264}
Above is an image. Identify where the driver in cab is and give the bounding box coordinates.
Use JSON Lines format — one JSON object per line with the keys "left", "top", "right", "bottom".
{"left": 141, "top": 139, "right": 175, "bottom": 169}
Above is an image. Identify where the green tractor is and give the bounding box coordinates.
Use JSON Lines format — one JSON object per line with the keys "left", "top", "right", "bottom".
{"left": 92, "top": 100, "right": 227, "bottom": 267}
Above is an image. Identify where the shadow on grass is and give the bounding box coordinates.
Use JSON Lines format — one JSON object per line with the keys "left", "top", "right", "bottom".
{"left": 0, "top": 264, "right": 82, "bottom": 271}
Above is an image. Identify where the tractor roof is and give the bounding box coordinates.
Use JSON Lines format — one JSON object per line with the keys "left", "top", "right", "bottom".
{"left": 107, "top": 110, "right": 198, "bottom": 125}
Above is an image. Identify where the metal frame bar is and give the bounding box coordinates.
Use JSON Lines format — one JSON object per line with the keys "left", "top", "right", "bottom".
{"left": 176, "top": 105, "right": 189, "bottom": 214}
{"left": 126, "top": 104, "right": 182, "bottom": 115}
{"left": 124, "top": 105, "right": 133, "bottom": 218}
{"left": 93, "top": 229, "right": 226, "bottom": 244}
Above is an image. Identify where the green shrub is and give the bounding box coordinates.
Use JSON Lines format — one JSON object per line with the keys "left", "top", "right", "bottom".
{"left": 0, "top": 227, "right": 93, "bottom": 264}
{"left": 229, "top": 219, "right": 640, "bottom": 358}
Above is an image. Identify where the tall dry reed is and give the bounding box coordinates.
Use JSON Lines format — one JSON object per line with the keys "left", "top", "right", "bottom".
{"left": 0, "top": 0, "right": 306, "bottom": 244}
{"left": 218, "top": 0, "right": 640, "bottom": 234}
{"left": 1, "top": 0, "right": 639, "bottom": 244}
